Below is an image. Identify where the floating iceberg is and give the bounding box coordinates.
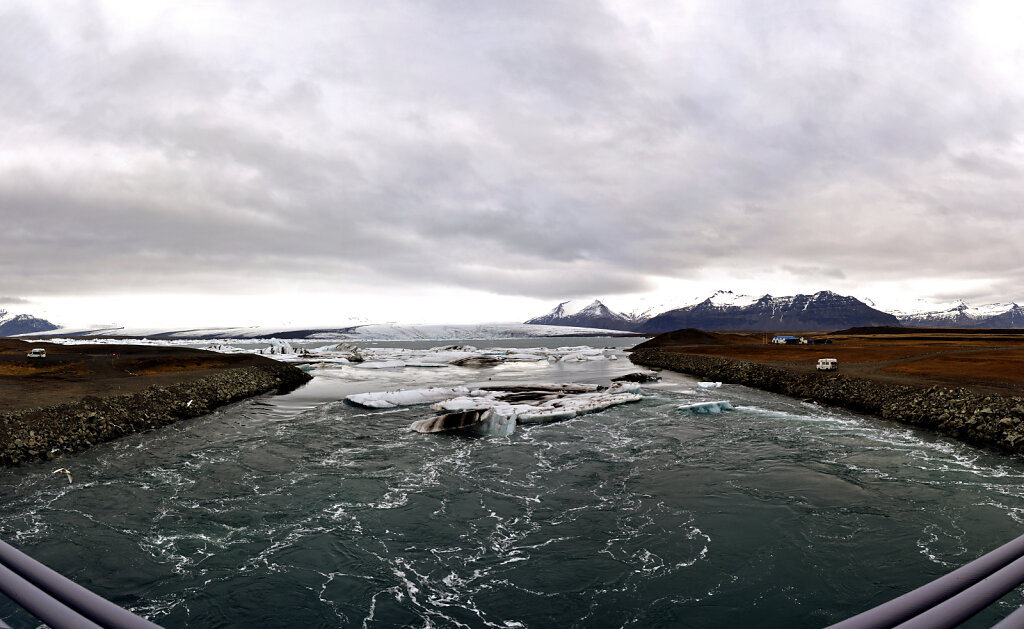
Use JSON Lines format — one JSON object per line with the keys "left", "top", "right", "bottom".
{"left": 557, "top": 348, "right": 618, "bottom": 362}
{"left": 411, "top": 381, "right": 644, "bottom": 435}
{"left": 503, "top": 353, "right": 547, "bottom": 362}
{"left": 354, "top": 360, "right": 408, "bottom": 370}
{"left": 336, "top": 382, "right": 648, "bottom": 436}
{"left": 612, "top": 371, "right": 661, "bottom": 383}
{"left": 258, "top": 338, "right": 301, "bottom": 355}
{"left": 300, "top": 345, "right": 625, "bottom": 370}
{"left": 450, "top": 355, "right": 505, "bottom": 367}
{"left": 678, "top": 400, "right": 734, "bottom": 414}
{"left": 345, "top": 386, "right": 472, "bottom": 409}
{"left": 49, "top": 339, "right": 627, "bottom": 371}
{"left": 409, "top": 409, "right": 516, "bottom": 437}
{"left": 697, "top": 381, "right": 722, "bottom": 389}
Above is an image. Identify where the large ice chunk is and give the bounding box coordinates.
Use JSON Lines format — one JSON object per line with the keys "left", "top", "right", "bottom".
{"left": 258, "top": 338, "right": 300, "bottom": 355}
{"left": 345, "top": 386, "right": 472, "bottom": 409}
{"left": 428, "top": 382, "right": 643, "bottom": 427}
{"left": 678, "top": 400, "right": 734, "bottom": 414}
{"left": 409, "top": 409, "right": 516, "bottom": 437}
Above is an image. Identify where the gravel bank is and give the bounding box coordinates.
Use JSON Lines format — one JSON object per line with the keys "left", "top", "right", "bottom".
{"left": 631, "top": 348, "right": 1024, "bottom": 454}
{"left": 0, "top": 362, "right": 311, "bottom": 466}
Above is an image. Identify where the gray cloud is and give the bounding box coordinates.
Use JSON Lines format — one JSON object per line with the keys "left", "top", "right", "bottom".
{"left": 0, "top": 296, "right": 30, "bottom": 305}
{"left": 1, "top": 0, "right": 1023, "bottom": 311}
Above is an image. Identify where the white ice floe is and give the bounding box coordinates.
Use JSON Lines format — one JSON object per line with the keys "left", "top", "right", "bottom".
{"left": 350, "top": 382, "right": 644, "bottom": 436}
{"left": 413, "top": 382, "right": 643, "bottom": 435}
{"left": 557, "top": 348, "right": 618, "bottom": 362}
{"left": 294, "top": 344, "right": 622, "bottom": 370}
{"left": 257, "top": 338, "right": 300, "bottom": 355}
{"left": 503, "top": 353, "right": 547, "bottom": 362}
{"left": 38, "top": 338, "right": 624, "bottom": 371}
{"left": 697, "top": 381, "right": 722, "bottom": 389}
{"left": 345, "top": 387, "right": 472, "bottom": 409}
{"left": 354, "top": 360, "right": 411, "bottom": 370}
{"left": 678, "top": 400, "right": 734, "bottom": 414}
{"left": 409, "top": 409, "right": 517, "bottom": 437}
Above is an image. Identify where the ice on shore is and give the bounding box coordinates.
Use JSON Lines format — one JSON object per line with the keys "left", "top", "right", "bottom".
{"left": 697, "top": 382, "right": 722, "bottom": 389}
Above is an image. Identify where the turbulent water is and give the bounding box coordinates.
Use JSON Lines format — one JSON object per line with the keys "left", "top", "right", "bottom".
{"left": 4, "top": 339, "right": 1024, "bottom": 628}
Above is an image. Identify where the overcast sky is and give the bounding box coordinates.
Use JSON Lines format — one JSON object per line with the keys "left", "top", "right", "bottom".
{"left": 2, "top": 1, "right": 1023, "bottom": 328}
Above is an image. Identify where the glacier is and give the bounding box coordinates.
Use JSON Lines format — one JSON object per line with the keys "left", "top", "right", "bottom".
{"left": 28, "top": 322, "right": 635, "bottom": 341}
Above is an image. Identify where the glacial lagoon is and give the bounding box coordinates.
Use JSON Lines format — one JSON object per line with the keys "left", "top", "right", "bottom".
{"left": 3, "top": 339, "right": 1024, "bottom": 627}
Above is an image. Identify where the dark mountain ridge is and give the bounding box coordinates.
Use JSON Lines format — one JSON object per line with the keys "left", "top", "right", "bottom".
{"left": 0, "top": 310, "right": 59, "bottom": 336}
{"left": 525, "top": 299, "right": 636, "bottom": 331}
{"left": 526, "top": 291, "right": 904, "bottom": 333}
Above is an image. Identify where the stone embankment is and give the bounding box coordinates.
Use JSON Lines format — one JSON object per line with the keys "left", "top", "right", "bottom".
{"left": 1, "top": 363, "right": 311, "bottom": 466}
{"left": 631, "top": 348, "right": 1024, "bottom": 454}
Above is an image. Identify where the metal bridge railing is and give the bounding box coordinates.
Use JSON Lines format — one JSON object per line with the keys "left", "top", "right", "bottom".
{"left": 829, "top": 531, "right": 1024, "bottom": 629}
{"left": 0, "top": 539, "right": 161, "bottom": 629}
{"left": 6, "top": 529, "right": 1024, "bottom": 628}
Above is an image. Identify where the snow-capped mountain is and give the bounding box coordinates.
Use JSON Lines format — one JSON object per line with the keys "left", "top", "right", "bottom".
{"left": 525, "top": 299, "right": 636, "bottom": 331}
{"left": 526, "top": 291, "right": 899, "bottom": 333}
{"left": 0, "top": 310, "right": 59, "bottom": 336}
{"left": 896, "top": 300, "right": 1024, "bottom": 328}
{"left": 638, "top": 290, "right": 898, "bottom": 333}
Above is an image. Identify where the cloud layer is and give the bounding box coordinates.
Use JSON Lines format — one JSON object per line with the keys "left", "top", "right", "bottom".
{"left": 2, "top": 1, "right": 1023, "bottom": 321}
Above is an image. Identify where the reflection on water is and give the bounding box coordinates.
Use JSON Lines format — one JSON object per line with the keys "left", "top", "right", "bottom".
{"left": 2, "top": 343, "right": 1024, "bottom": 628}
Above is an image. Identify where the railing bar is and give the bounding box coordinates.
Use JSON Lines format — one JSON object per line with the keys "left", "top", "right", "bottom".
{"left": 0, "top": 539, "right": 161, "bottom": 629}
{"left": 894, "top": 554, "right": 1024, "bottom": 629}
{"left": 0, "top": 562, "right": 103, "bottom": 629}
{"left": 828, "top": 531, "right": 1024, "bottom": 628}
{"left": 992, "top": 602, "right": 1024, "bottom": 629}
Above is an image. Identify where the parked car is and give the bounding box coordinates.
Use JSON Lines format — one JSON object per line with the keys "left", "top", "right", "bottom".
{"left": 26, "top": 348, "right": 46, "bottom": 359}
{"left": 816, "top": 358, "right": 837, "bottom": 371}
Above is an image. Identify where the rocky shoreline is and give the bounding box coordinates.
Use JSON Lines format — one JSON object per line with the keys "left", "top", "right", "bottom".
{"left": 630, "top": 348, "right": 1024, "bottom": 454}
{"left": 1, "top": 362, "right": 311, "bottom": 466}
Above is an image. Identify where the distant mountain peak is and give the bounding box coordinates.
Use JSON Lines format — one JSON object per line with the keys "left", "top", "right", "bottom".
{"left": 0, "top": 310, "right": 60, "bottom": 336}
{"left": 638, "top": 291, "right": 897, "bottom": 333}
{"left": 538, "top": 299, "right": 607, "bottom": 320}
{"left": 706, "top": 290, "right": 759, "bottom": 308}
{"left": 895, "top": 299, "right": 1022, "bottom": 328}
{"left": 526, "top": 291, "right": 1024, "bottom": 333}
{"left": 525, "top": 298, "right": 634, "bottom": 331}
{"left": 527, "top": 291, "right": 899, "bottom": 333}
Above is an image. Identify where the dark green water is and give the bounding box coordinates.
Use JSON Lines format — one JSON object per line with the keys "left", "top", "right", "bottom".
{"left": 3, "top": 350, "right": 1024, "bottom": 627}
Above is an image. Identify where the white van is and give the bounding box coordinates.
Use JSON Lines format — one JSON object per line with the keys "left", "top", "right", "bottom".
{"left": 816, "top": 358, "right": 837, "bottom": 371}
{"left": 26, "top": 348, "right": 46, "bottom": 359}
